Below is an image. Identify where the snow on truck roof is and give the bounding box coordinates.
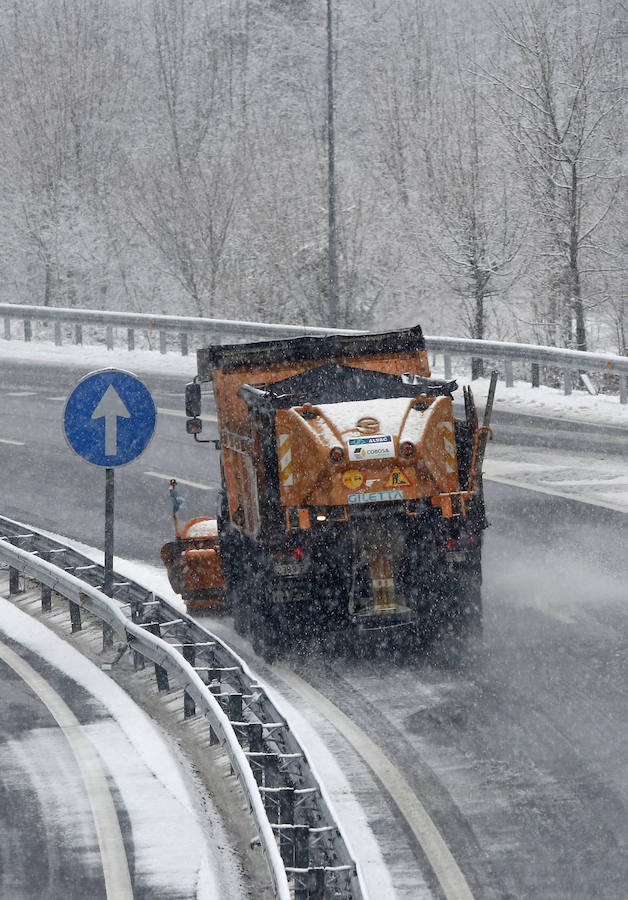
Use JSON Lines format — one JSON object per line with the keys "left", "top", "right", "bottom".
{"left": 311, "top": 396, "right": 437, "bottom": 442}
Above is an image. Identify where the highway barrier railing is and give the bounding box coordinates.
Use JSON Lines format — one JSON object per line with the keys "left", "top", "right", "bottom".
{"left": 0, "top": 302, "right": 350, "bottom": 354}
{"left": 2, "top": 302, "right": 627, "bottom": 403}
{"left": 0, "top": 516, "right": 365, "bottom": 900}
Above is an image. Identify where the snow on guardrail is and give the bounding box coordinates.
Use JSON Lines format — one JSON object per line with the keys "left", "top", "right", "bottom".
{"left": 1, "top": 301, "right": 627, "bottom": 402}
{"left": 0, "top": 523, "right": 366, "bottom": 900}
{"left": 0, "top": 538, "right": 292, "bottom": 900}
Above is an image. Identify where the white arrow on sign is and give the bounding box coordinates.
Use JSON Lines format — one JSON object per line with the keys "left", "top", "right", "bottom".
{"left": 91, "top": 385, "right": 131, "bottom": 456}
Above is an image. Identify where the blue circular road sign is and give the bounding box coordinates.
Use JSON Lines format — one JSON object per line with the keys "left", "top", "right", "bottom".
{"left": 64, "top": 369, "right": 156, "bottom": 467}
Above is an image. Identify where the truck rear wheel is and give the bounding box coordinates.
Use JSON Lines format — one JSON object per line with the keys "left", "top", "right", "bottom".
{"left": 250, "top": 583, "right": 281, "bottom": 663}
{"left": 233, "top": 598, "right": 250, "bottom": 635}
{"left": 412, "top": 562, "right": 482, "bottom": 649}
{"left": 454, "top": 573, "right": 482, "bottom": 638}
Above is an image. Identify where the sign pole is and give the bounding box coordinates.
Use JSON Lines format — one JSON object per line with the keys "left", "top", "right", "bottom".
{"left": 63, "top": 369, "right": 157, "bottom": 652}
{"left": 103, "top": 467, "right": 115, "bottom": 648}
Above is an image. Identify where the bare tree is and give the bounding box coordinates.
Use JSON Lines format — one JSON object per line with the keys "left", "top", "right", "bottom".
{"left": 481, "top": 0, "right": 624, "bottom": 350}
{"left": 123, "top": 0, "right": 250, "bottom": 317}
{"left": 0, "top": 0, "right": 128, "bottom": 308}
{"left": 422, "top": 65, "right": 525, "bottom": 358}
{"left": 367, "top": 0, "right": 441, "bottom": 211}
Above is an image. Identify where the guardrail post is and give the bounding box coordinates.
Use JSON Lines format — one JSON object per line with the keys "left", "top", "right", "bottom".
{"left": 130, "top": 601, "right": 146, "bottom": 668}
{"left": 208, "top": 670, "right": 221, "bottom": 744}
{"left": 309, "top": 870, "right": 325, "bottom": 899}
{"left": 146, "top": 622, "right": 169, "bottom": 690}
{"left": 4, "top": 317, "right": 10, "bottom": 340}
{"left": 41, "top": 585, "right": 52, "bottom": 612}
{"left": 563, "top": 369, "right": 572, "bottom": 396}
{"left": 180, "top": 333, "right": 188, "bottom": 356}
{"left": 294, "top": 826, "right": 310, "bottom": 900}
{"left": 443, "top": 354, "right": 452, "bottom": 380}
{"left": 183, "top": 643, "right": 196, "bottom": 666}
{"left": 74, "top": 324, "right": 83, "bottom": 345}
{"left": 249, "top": 723, "right": 264, "bottom": 785}
{"left": 69, "top": 600, "right": 82, "bottom": 632}
{"left": 279, "top": 788, "right": 295, "bottom": 866}
{"left": 103, "top": 623, "right": 114, "bottom": 650}
{"left": 24, "top": 319, "right": 32, "bottom": 342}
{"left": 209, "top": 668, "right": 221, "bottom": 692}
{"left": 106, "top": 325, "right": 114, "bottom": 350}
{"left": 127, "top": 328, "right": 135, "bottom": 351}
{"left": 155, "top": 662, "right": 169, "bottom": 691}
{"left": 9, "top": 567, "right": 21, "bottom": 595}
{"left": 131, "top": 599, "right": 144, "bottom": 622}
{"left": 505, "top": 359, "right": 513, "bottom": 388}
{"left": 184, "top": 690, "right": 196, "bottom": 718}
{"left": 159, "top": 331, "right": 167, "bottom": 354}
{"left": 262, "top": 760, "right": 279, "bottom": 820}
{"left": 620, "top": 375, "right": 627, "bottom": 405}
{"left": 182, "top": 644, "right": 196, "bottom": 718}
{"left": 471, "top": 357, "right": 483, "bottom": 380}
{"left": 531, "top": 362, "right": 540, "bottom": 388}
{"left": 228, "top": 693, "right": 242, "bottom": 722}
{"left": 54, "top": 322, "right": 62, "bottom": 346}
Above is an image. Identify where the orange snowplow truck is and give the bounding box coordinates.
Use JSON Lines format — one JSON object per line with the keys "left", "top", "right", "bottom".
{"left": 162, "top": 325, "right": 495, "bottom": 659}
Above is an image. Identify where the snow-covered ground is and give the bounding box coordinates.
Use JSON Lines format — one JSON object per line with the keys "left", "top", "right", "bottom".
{"left": 0, "top": 594, "right": 246, "bottom": 899}
{"left": 462, "top": 372, "right": 628, "bottom": 515}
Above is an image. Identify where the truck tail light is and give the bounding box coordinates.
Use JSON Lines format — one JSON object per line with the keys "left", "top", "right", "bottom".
{"left": 400, "top": 441, "right": 415, "bottom": 458}
{"left": 329, "top": 446, "right": 344, "bottom": 462}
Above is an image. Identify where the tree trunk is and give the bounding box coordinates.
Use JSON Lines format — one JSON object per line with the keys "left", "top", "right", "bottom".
{"left": 471, "top": 277, "right": 484, "bottom": 379}
{"left": 569, "top": 162, "right": 586, "bottom": 352}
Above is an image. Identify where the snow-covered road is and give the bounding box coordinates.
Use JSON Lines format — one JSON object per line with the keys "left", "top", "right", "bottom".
{"left": 0, "top": 592, "right": 247, "bottom": 900}
{"left": 3, "top": 336, "right": 628, "bottom": 899}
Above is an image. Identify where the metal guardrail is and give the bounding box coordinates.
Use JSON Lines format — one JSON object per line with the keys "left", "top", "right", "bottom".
{"left": 427, "top": 335, "right": 628, "bottom": 404}
{"left": 0, "top": 516, "right": 364, "bottom": 900}
{"left": 2, "top": 302, "right": 627, "bottom": 403}
{"left": 0, "top": 302, "right": 353, "bottom": 355}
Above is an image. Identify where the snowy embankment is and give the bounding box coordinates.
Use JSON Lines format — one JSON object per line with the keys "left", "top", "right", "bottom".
{"left": 0, "top": 592, "right": 246, "bottom": 899}
{"left": 463, "top": 373, "right": 628, "bottom": 515}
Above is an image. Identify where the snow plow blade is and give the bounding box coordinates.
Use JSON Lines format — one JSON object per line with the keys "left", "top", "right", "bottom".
{"left": 160, "top": 517, "right": 226, "bottom": 612}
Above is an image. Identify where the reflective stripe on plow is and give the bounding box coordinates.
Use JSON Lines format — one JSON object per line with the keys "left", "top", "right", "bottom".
{"left": 443, "top": 423, "right": 457, "bottom": 475}
{"left": 279, "top": 433, "right": 294, "bottom": 486}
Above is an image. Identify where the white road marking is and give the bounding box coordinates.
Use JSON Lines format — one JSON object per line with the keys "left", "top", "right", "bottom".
{"left": 543, "top": 476, "right": 628, "bottom": 487}
{"left": 0, "top": 438, "right": 25, "bottom": 446}
{"left": 6, "top": 391, "right": 38, "bottom": 397}
{"left": 484, "top": 474, "right": 628, "bottom": 515}
{"left": 0, "top": 639, "right": 133, "bottom": 899}
{"left": 157, "top": 406, "right": 218, "bottom": 422}
{"left": 144, "top": 471, "right": 215, "bottom": 491}
{"left": 275, "top": 667, "right": 475, "bottom": 900}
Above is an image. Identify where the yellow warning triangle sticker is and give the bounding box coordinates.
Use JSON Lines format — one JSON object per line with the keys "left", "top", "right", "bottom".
{"left": 386, "top": 468, "right": 410, "bottom": 487}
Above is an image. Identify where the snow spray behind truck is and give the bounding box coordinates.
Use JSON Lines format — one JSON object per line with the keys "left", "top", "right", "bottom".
{"left": 161, "top": 325, "right": 496, "bottom": 660}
